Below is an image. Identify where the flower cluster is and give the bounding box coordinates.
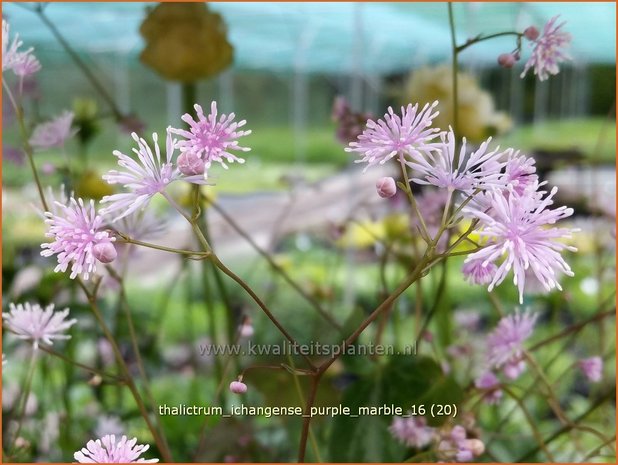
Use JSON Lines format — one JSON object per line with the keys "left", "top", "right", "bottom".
{"left": 388, "top": 414, "right": 434, "bottom": 449}
{"left": 2, "top": 20, "right": 41, "bottom": 79}
{"left": 74, "top": 435, "right": 158, "bottom": 463}
{"left": 349, "top": 98, "right": 576, "bottom": 302}
{"left": 436, "top": 425, "right": 485, "bottom": 462}
{"left": 521, "top": 16, "right": 572, "bottom": 81}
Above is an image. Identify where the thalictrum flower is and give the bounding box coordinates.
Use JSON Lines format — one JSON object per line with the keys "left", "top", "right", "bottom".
{"left": 168, "top": 101, "right": 251, "bottom": 178}
{"left": 407, "top": 128, "right": 507, "bottom": 192}
{"left": 41, "top": 197, "right": 116, "bottom": 280}
{"left": 578, "top": 356, "right": 603, "bottom": 383}
{"left": 345, "top": 101, "right": 440, "bottom": 171}
{"left": 474, "top": 371, "right": 503, "bottom": 404}
{"left": 486, "top": 310, "right": 537, "bottom": 372}
{"left": 388, "top": 415, "right": 434, "bottom": 448}
{"left": 29, "top": 111, "right": 76, "bottom": 150}
{"left": 101, "top": 131, "right": 207, "bottom": 221}
{"left": 462, "top": 258, "right": 497, "bottom": 285}
{"left": 521, "top": 15, "right": 571, "bottom": 81}
{"left": 464, "top": 183, "right": 577, "bottom": 303}
{"left": 2, "top": 302, "right": 77, "bottom": 349}
{"left": 2, "top": 20, "right": 39, "bottom": 76}
{"left": 74, "top": 435, "right": 158, "bottom": 463}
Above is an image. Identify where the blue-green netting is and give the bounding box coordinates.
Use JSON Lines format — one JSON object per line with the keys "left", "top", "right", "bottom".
{"left": 4, "top": 2, "right": 616, "bottom": 74}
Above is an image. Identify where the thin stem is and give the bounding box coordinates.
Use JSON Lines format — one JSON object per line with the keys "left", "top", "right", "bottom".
{"left": 456, "top": 31, "right": 523, "bottom": 53}
{"left": 116, "top": 234, "right": 209, "bottom": 258}
{"left": 211, "top": 200, "right": 342, "bottom": 330}
{"left": 502, "top": 386, "right": 555, "bottom": 461}
{"left": 39, "top": 345, "right": 123, "bottom": 382}
{"left": 79, "top": 284, "right": 173, "bottom": 462}
{"left": 448, "top": 2, "right": 460, "bottom": 145}
{"left": 35, "top": 8, "right": 123, "bottom": 120}
{"left": 297, "top": 373, "right": 322, "bottom": 462}
{"left": 210, "top": 254, "right": 316, "bottom": 370}
{"left": 10, "top": 350, "right": 37, "bottom": 451}
{"left": 398, "top": 156, "right": 430, "bottom": 243}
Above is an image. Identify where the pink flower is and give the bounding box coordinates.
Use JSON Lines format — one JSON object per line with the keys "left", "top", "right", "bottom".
{"left": 168, "top": 101, "right": 251, "bottom": 178}
{"left": 74, "top": 434, "right": 158, "bottom": 463}
{"left": 474, "top": 371, "right": 503, "bottom": 404}
{"left": 408, "top": 129, "right": 507, "bottom": 192}
{"left": 464, "top": 183, "right": 576, "bottom": 303}
{"left": 521, "top": 16, "right": 571, "bottom": 81}
{"left": 29, "top": 111, "right": 76, "bottom": 150}
{"left": 501, "top": 151, "right": 538, "bottom": 195}
{"left": 12, "top": 52, "right": 41, "bottom": 78}
{"left": 345, "top": 101, "right": 440, "bottom": 171}
{"left": 229, "top": 380, "right": 248, "bottom": 394}
{"left": 41, "top": 197, "right": 116, "bottom": 280}
{"left": 388, "top": 415, "right": 434, "bottom": 448}
{"left": 578, "top": 356, "right": 602, "bottom": 383}
{"left": 376, "top": 176, "right": 397, "bottom": 198}
{"left": 2, "top": 20, "right": 39, "bottom": 76}
{"left": 462, "top": 258, "right": 497, "bottom": 285}
{"left": 486, "top": 310, "right": 537, "bottom": 372}
{"left": 101, "top": 131, "right": 208, "bottom": 221}
{"left": 2, "top": 302, "right": 77, "bottom": 350}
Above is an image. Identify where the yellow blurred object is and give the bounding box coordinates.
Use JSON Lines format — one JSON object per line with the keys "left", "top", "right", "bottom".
{"left": 175, "top": 184, "right": 218, "bottom": 209}
{"left": 140, "top": 2, "right": 233, "bottom": 82}
{"left": 382, "top": 213, "right": 411, "bottom": 241}
{"left": 403, "top": 65, "right": 512, "bottom": 142}
{"left": 336, "top": 220, "right": 385, "bottom": 249}
{"left": 75, "top": 171, "right": 114, "bottom": 200}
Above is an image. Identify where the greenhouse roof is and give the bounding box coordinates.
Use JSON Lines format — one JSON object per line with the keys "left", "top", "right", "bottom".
{"left": 4, "top": 2, "right": 616, "bottom": 75}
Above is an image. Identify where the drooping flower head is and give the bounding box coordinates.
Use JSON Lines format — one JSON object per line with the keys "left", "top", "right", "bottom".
{"left": 41, "top": 197, "right": 116, "bottom": 280}
{"left": 463, "top": 182, "right": 577, "bottom": 303}
{"left": 486, "top": 310, "right": 537, "bottom": 373}
{"left": 408, "top": 128, "right": 507, "bottom": 192}
{"left": 101, "top": 131, "right": 207, "bottom": 221}
{"left": 388, "top": 415, "right": 434, "bottom": 449}
{"left": 74, "top": 434, "right": 159, "bottom": 463}
{"left": 2, "top": 302, "right": 77, "bottom": 349}
{"left": 29, "top": 111, "right": 76, "bottom": 150}
{"left": 12, "top": 52, "right": 41, "bottom": 78}
{"left": 168, "top": 101, "right": 251, "bottom": 178}
{"left": 345, "top": 101, "right": 440, "bottom": 171}
{"left": 521, "top": 15, "right": 571, "bottom": 81}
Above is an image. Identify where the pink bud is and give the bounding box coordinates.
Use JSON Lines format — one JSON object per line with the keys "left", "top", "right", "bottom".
{"left": 466, "top": 439, "right": 485, "bottom": 457}
{"left": 229, "top": 380, "right": 247, "bottom": 394}
{"left": 93, "top": 242, "right": 117, "bottom": 264}
{"left": 523, "top": 26, "right": 540, "bottom": 41}
{"left": 497, "top": 53, "right": 516, "bottom": 68}
{"left": 177, "top": 151, "right": 205, "bottom": 176}
{"left": 376, "top": 176, "right": 397, "bottom": 198}
{"left": 421, "top": 330, "right": 433, "bottom": 342}
{"left": 239, "top": 323, "right": 254, "bottom": 338}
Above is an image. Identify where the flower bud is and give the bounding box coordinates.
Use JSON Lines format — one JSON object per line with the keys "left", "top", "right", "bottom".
{"left": 239, "top": 322, "right": 254, "bottom": 338}
{"left": 93, "top": 242, "right": 117, "bottom": 264}
{"left": 376, "top": 176, "right": 397, "bottom": 198}
{"left": 523, "top": 26, "right": 540, "bottom": 41}
{"left": 497, "top": 53, "right": 516, "bottom": 68}
{"left": 466, "top": 438, "right": 486, "bottom": 457}
{"left": 177, "top": 151, "right": 206, "bottom": 176}
{"left": 229, "top": 380, "right": 247, "bottom": 394}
